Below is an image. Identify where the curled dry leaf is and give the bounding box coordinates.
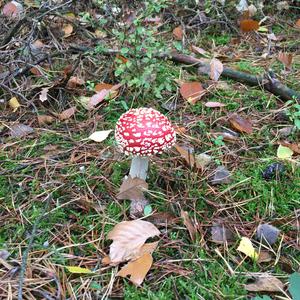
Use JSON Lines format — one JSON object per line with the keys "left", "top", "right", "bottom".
{"left": 67, "top": 76, "right": 85, "bottom": 88}
{"left": 278, "top": 52, "right": 293, "bottom": 69}
{"left": 245, "top": 274, "right": 284, "bottom": 292}
{"left": 107, "top": 220, "right": 160, "bottom": 263}
{"left": 58, "top": 107, "right": 76, "bottom": 121}
{"left": 117, "top": 176, "right": 148, "bottom": 202}
{"left": 229, "top": 113, "right": 253, "bottom": 134}
{"left": 295, "top": 19, "right": 300, "bottom": 28}
{"left": 172, "top": 26, "right": 183, "bottom": 40}
{"left": 240, "top": 19, "right": 259, "bottom": 32}
{"left": 181, "top": 210, "right": 197, "bottom": 242}
{"left": 62, "top": 23, "right": 73, "bottom": 37}
{"left": 180, "top": 82, "right": 205, "bottom": 104}
{"left": 117, "top": 253, "right": 153, "bottom": 286}
{"left": 88, "top": 130, "right": 113, "bottom": 142}
{"left": 210, "top": 58, "right": 223, "bottom": 81}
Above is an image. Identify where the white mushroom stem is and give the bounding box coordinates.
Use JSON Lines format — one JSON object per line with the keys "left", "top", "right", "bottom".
{"left": 129, "top": 156, "right": 149, "bottom": 180}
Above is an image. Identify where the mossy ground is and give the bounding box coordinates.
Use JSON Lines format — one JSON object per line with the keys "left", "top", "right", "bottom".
{"left": 0, "top": 1, "right": 299, "bottom": 299}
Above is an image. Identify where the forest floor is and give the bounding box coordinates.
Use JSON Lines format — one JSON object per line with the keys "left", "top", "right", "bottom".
{"left": 0, "top": 1, "right": 299, "bottom": 299}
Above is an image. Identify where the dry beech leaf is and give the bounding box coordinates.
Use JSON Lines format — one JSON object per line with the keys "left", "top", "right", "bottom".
{"left": 39, "top": 87, "right": 49, "bottom": 102}
{"left": 240, "top": 19, "right": 259, "bottom": 32}
{"left": 107, "top": 220, "right": 160, "bottom": 264}
{"left": 295, "top": 19, "right": 300, "bottom": 28}
{"left": 245, "top": 274, "right": 284, "bottom": 292}
{"left": 205, "top": 101, "right": 226, "bottom": 108}
{"left": 37, "top": 115, "right": 54, "bottom": 125}
{"left": 117, "top": 253, "right": 153, "bottom": 286}
{"left": 181, "top": 210, "right": 197, "bottom": 242}
{"left": 58, "top": 107, "right": 76, "bottom": 121}
{"left": 172, "top": 26, "right": 183, "bottom": 40}
{"left": 10, "top": 123, "right": 34, "bottom": 138}
{"left": 229, "top": 113, "right": 253, "bottom": 134}
{"left": 210, "top": 58, "right": 223, "bottom": 81}
{"left": 2, "top": 1, "right": 23, "bottom": 18}
{"left": 116, "top": 54, "right": 128, "bottom": 64}
{"left": 67, "top": 76, "right": 85, "bottom": 88}
{"left": 180, "top": 82, "right": 205, "bottom": 104}
{"left": 278, "top": 52, "right": 293, "bottom": 69}
{"left": 8, "top": 97, "right": 20, "bottom": 111}
{"left": 117, "top": 176, "right": 148, "bottom": 201}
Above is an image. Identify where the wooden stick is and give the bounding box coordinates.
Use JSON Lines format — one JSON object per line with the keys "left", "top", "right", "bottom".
{"left": 166, "top": 52, "right": 300, "bottom": 102}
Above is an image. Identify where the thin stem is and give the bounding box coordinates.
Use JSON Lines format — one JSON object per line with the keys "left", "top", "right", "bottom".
{"left": 129, "top": 156, "right": 149, "bottom": 180}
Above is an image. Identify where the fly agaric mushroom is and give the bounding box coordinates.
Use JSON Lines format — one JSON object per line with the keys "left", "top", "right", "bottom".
{"left": 115, "top": 107, "right": 176, "bottom": 180}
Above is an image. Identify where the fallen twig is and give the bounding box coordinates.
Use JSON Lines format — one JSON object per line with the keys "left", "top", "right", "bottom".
{"left": 17, "top": 194, "right": 52, "bottom": 300}
{"left": 166, "top": 52, "right": 300, "bottom": 102}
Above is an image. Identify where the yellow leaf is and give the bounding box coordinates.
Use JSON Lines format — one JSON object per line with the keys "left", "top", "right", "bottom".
{"left": 237, "top": 237, "right": 258, "bottom": 261}
{"left": 9, "top": 97, "right": 21, "bottom": 112}
{"left": 277, "top": 145, "right": 293, "bottom": 159}
{"left": 66, "top": 266, "right": 93, "bottom": 274}
{"left": 258, "top": 26, "right": 268, "bottom": 32}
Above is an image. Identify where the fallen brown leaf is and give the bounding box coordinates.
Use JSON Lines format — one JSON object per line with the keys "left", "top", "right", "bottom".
{"left": 190, "top": 45, "right": 207, "bottom": 56}
{"left": 245, "top": 274, "right": 284, "bottom": 292}
{"left": 117, "top": 253, "right": 153, "bottom": 286}
{"left": 229, "top": 113, "right": 253, "bottom": 134}
{"left": 295, "top": 19, "right": 300, "bottom": 28}
{"left": 58, "top": 107, "right": 76, "bottom": 121}
{"left": 180, "top": 82, "right": 206, "bottom": 104}
{"left": 257, "top": 251, "right": 273, "bottom": 263}
{"left": 181, "top": 210, "right": 197, "bottom": 242}
{"left": 117, "top": 176, "right": 148, "bottom": 201}
{"left": 205, "top": 101, "right": 226, "bottom": 108}
{"left": 107, "top": 220, "right": 160, "bottom": 263}
{"left": 240, "top": 19, "right": 259, "bottom": 32}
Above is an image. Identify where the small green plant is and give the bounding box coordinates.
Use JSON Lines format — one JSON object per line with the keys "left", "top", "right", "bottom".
{"left": 286, "top": 98, "right": 300, "bottom": 130}
{"left": 112, "top": 0, "right": 175, "bottom": 97}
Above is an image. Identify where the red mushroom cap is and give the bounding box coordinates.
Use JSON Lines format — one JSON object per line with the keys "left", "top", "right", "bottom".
{"left": 115, "top": 107, "right": 176, "bottom": 156}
